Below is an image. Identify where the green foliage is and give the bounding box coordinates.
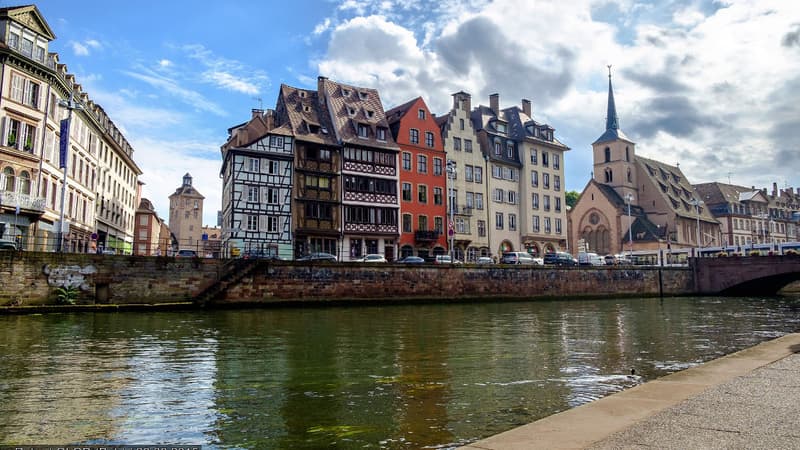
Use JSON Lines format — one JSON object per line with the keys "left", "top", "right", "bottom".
{"left": 565, "top": 190, "right": 580, "bottom": 208}
{"left": 55, "top": 286, "right": 79, "bottom": 305}
{"left": 7, "top": 131, "right": 16, "bottom": 146}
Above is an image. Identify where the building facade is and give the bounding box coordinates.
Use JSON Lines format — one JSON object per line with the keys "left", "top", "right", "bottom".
{"left": 220, "top": 111, "right": 294, "bottom": 259}
{"left": 318, "top": 77, "right": 400, "bottom": 261}
{"left": 134, "top": 197, "right": 165, "bottom": 256}
{"left": 0, "top": 5, "right": 140, "bottom": 253}
{"left": 438, "top": 92, "right": 491, "bottom": 262}
{"left": 387, "top": 96, "right": 447, "bottom": 259}
{"left": 168, "top": 173, "right": 205, "bottom": 251}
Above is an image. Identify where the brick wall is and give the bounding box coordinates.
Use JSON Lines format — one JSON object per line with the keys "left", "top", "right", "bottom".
{"left": 0, "top": 252, "right": 695, "bottom": 306}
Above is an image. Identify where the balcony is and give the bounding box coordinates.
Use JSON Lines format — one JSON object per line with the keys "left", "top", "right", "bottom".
{"left": 450, "top": 205, "right": 473, "bottom": 216}
{"left": 0, "top": 191, "right": 46, "bottom": 214}
{"left": 414, "top": 230, "right": 441, "bottom": 242}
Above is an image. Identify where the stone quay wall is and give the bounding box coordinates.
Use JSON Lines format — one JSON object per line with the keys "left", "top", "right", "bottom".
{"left": 0, "top": 252, "right": 694, "bottom": 306}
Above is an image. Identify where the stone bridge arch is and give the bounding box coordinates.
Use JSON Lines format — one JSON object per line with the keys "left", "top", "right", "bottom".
{"left": 692, "top": 256, "right": 800, "bottom": 295}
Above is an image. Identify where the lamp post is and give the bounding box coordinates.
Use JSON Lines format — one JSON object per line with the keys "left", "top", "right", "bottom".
{"left": 57, "top": 90, "right": 83, "bottom": 252}
{"left": 446, "top": 159, "right": 457, "bottom": 262}
{"left": 689, "top": 198, "right": 703, "bottom": 254}
{"left": 625, "top": 193, "right": 633, "bottom": 257}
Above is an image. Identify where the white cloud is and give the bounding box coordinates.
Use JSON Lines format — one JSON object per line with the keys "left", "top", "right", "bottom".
{"left": 159, "top": 59, "right": 172, "bottom": 68}
{"left": 123, "top": 69, "right": 226, "bottom": 116}
{"left": 313, "top": 18, "right": 331, "bottom": 35}
{"left": 70, "top": 41, "right": 89, "bottom": 56}
{"left": 182, "top": 44, "right": 269, "bottom": 95}
{"left": 204, "top": 71, "right": 260, "bottom": 96}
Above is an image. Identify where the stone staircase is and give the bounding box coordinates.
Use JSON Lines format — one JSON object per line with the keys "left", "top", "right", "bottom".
{"left": 193, "top": 258, "right": 259, "bottom": 306}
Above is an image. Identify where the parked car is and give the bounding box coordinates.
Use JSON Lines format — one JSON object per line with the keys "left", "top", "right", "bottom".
{"left": 501, "top": 251, "right": 536, "bottom": 265}
{"left": 604, "top": 254, "right": 617, "bottom": 265}
{"left": 476, "top": 256, "right": 494, "bottom": 265}
{"left": 357, "top": 254, "right": 387, "bottom": 263}
{"left": 175, "top": 249, "right": 198, "bottom": 258}
{"left": 297, "top": 252, "right": 337, "bottom": 262}
{"left": 615, "top": 254, "right": 633, "bottom": 265}
{"left": 434, "top": 255, "right": 462, "bottom": 264}
{"left": 243, "top": 249, "right": 284, "bottom": 260}
{"left": 578, "top": 252, "right": 605, "bottom": 266}
{"left": 397, "top": 256, "right": 426, "bottom": 264}
{"left": 543, "top": 252, "right": 578, "bottom": 266}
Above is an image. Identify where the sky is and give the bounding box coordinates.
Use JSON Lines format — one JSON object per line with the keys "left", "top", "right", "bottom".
{"left": 19, "top": 0, "right": 800, "bottom": 227}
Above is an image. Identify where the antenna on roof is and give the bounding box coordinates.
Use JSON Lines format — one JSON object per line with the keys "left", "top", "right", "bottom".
{"left": 253, "top": 97, "right": 263, "bottom": 110}
{"left": 728, "top": 172, "right": 732, "bottom": 184}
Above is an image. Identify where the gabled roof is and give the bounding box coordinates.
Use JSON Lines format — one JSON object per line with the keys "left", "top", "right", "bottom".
{"left": 169, "top": 183, "right": 204, "bottom": 199}
{"left": 318, "top": 77, "right": 399, "bottom": 150}
{"left": 0, "top": 5, "right": 56, "bottom": 41}
{"left": 582, "top": 180, "right": 663, "bottom": 243}
{"left": 276, "top": 84, "right": 338, "bottom": 145}
{"left": 637, "top": 155, "right": 716, "bottom": 222}
{"left": 503, "top": 106, "right": 569, "bottom": 149}
{"left": 693, "top": 182, "right": 768, "bottom": 207}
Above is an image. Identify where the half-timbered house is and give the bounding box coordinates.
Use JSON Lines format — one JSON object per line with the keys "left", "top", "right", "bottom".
{"left": 220, "top": 109, "right": 294, "bottom": 259}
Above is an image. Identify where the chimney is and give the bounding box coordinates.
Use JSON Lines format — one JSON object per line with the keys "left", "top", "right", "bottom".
{"left": 317, "top": 76, "right": 328, "bottom": 96}
{"left": 263, "top": 109, "right": 275, "bottom": 130}
{"left": 521, "top": 99, "right": 531, "bottom": 117}
{"left": 490, "top": 93, "right": 499, "bottom": 115}
{"left": 251, "top": 109, "right": 263, "bottom": 120}
{"left": 772, "top": 182, "right": 778, "bottom": 197}
{"left": 454, "top": 92, "right": 472, "bottom": 112}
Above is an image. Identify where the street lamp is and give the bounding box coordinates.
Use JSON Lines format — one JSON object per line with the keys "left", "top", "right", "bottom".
{"left": 446, "top": 159, "right": 457, "bottom": 262}
{"left": 625, "top": 193, "right": 634, "bottom": 257}
{"left": 57, "top": 90, "right": 83, "bottom": 252}
{"left": 689, "top": 198, "right": 703, "bottom": 253}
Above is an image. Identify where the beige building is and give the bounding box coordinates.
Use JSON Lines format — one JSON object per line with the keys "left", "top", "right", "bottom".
{"left": 438, "top": 91, "right": 491, "bottom": 261}
{"left": 569, "top": 70, "right": 720, "bottom": 256}
{"left": 168, "top": 173, "right": 204, "bottom": 250}
{"left": 0, "top": 5, "right": 140, "bottom": 253}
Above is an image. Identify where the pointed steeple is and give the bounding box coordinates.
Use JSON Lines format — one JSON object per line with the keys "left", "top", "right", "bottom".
{"left": 606, "top": 65, "right": 619, "bottom": 131}
{"left": 593, "top": 65, "right": 632, "bottom": 145}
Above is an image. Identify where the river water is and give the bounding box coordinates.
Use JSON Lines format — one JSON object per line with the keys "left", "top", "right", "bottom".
{"left": 1, "top": 296, "right": 799, "bottom": 449}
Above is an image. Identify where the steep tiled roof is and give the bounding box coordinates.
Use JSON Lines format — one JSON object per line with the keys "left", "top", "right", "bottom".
{"left": 591, "top": 180, "right": 663, "bottom": 242}
{"left": 276, "top": 84, "right": 338, "bottom": 145}
{"left": 636, "top": 156, "right": 715, "bottom": 222}
{"left": 318, "top": 77, "right": 399, "bottom": 151}
{"left": 694, "top": 182, "right": 769, "bottom": 207}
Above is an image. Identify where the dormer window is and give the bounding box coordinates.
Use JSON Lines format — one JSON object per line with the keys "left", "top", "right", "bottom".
{"left": 299, "top": 90, "right": 307, "bottom": 98}
{"left": 304, "top": 105, "right": 311, "bottom": 112}
{"left": 348, "top": 107, "right": 356, "bottom": 117}
{"left": 377, "top": 127, "right": 387, "bottom": 141}
{"left": 7, "top": 32, "right": 19, "bottom": 49}
{"left": 342, "top": 88, "right": 351, "bottom": 97}
{"left": 357, "top": 123, "right": 369, "bottom": 138}
{"left": 496, "top": 122, "right": 507, "bottom": 133}
{"left": 366, "top": 110, "right": 375, "bottom": 119}
{"left": 309, "top": 124, "right": 320, "bottom": 133}
{"left": 321, "top": 126, "right": 329, "bottom": 134}
{"left": 358, "top": 91, "right": 368, "bottom": 100}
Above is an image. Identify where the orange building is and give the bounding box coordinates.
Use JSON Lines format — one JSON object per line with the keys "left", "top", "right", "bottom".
{"left": 387, "top": 97, "right": 448, "bottom": 259}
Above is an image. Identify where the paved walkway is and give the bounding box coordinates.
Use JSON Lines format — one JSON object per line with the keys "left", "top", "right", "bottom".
{"left": 461, "top": 333, "right": 800, "bottom": 450}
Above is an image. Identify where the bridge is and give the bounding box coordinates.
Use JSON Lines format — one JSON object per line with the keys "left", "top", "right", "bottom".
{"left": 692, "top": 255, "right": 800, "bottom": 295}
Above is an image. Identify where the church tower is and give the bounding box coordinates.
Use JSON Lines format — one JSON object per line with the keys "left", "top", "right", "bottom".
{"left": 592, "top": 67, "right": 638, "bottom": 205}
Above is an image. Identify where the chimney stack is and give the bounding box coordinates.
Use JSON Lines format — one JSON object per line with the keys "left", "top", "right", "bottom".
{"left": 772, "top": 182, "right": 778, "bottom": 197}
{"left": 490, "top": 93, "right": 499, "bottom": 115}
{"left": 521, "top": 99, "right": 531, "bottom": 117}
{"left": 251, "top": 109, "right": 263, "bottom": 120}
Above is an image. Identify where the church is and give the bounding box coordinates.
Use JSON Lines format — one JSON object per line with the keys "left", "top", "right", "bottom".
{"left": 568, "top": 69, "right": 721, "bottom": 256}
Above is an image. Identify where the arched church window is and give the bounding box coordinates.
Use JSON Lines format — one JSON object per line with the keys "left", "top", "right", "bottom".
{"left": 625, "top": 146, "right": 630, "bottom": 162}
{"left": 604, "top": 147, "right": 611, "bottom": 163}
{"left": 604, "top": 168, "right": 613, "bottom": 183}
{"left": 627, "top": 167, "right": 632, "bottom": 182}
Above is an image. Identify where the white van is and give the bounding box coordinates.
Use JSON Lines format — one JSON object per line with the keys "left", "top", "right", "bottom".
{"left": 578, "top": 252, "right": 604, "bottom": 266}
{"left": 501, "top": 251, "right": 535, "bottom": 264}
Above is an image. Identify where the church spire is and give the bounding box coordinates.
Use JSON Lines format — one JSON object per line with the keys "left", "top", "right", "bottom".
{"left": 606, "top": 65, "right": 619, "bottom": 131}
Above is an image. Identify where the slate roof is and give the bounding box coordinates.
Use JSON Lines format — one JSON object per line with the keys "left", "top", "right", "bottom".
{"left": 636, "top": 156, "right": 715, "bottom": 222}
{"left": 471, "top": 105, "right": 521, "bottom": 167}
{"left": 170, "top": 175, "right": 204, "bottom": 199}
{"left": 504, "top": 107, "right": 569, "bottom": 149}
{"left": 318, "top": 77, "right": 399, "bottom": 151}
{"left": 276, "top": 84, "right": 338, "bottom": 145}
{"left": 590, "top": 180, "right": 665, "bottom": 242}
{"left": 593, "top": 71, "right": 634, "bottom": 145}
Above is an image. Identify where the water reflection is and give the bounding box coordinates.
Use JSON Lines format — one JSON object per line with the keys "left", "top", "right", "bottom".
{"left": 0, "top": 296, "right": 798, "bottom": 449}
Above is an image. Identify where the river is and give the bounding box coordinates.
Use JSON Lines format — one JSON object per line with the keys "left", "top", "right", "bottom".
{"left": 1, "top": 295, "right": 799, "bottom": 449}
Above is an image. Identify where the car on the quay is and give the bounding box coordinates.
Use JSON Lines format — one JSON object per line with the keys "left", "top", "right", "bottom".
{"left": 357, "top": 254, "right": 387, "bottom": 263}
{"left": 297, "top": 252, "right": 337, "bottom": 262}
{"left": 544, "top": 251, "right": 578, "bottom": 266}
{"left": 397, "top": 256, "right": 426, "bottom": 264}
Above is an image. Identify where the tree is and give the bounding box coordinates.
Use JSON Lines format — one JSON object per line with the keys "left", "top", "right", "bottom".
{"left": 565, "top": 190, "right": 580, "bottom": 208}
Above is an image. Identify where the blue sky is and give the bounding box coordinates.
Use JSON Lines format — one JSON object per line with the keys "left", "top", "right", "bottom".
{"left": 24, "top": 0, "right": 800, "bottom": 226}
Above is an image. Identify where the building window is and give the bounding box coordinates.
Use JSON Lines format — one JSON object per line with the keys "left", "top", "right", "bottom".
{"left": 403, "top": 213, "right": 412, "bottom": 233}
{"left": 507, "top": 190, "right": 516, "bottom": 204}
{"left": 266, "top": 188, "right": 279, "bottom": 203}
{"left": 435, "top": 216, "right": 444, "bottom": 234}
{"left": 492, "top": 165, "right": 502, "bottom": 179}
{"left": 434, "top": 187, "right": 443, "bottom": 205}
{"left": 464, "top": 139, "right": 472, "bottom": 153}
{"left": 474, "top": 193, "right": 483, "bottom": 210}
{"left": 474, "top": 167, "right": 482, "bottom": 183}
{"left": 433, "top": 158, "right": 443, "bottom": 176}
{"left": 543, "top": 173, "right": 550, "bottom": 189}
{"left": 555, "top": 218, "right": 562, "bottom": 234}
{"left": 495, "top": 212, "right": 504, "bottom": 230}
{"left": 532, "top": 215, "right": 540, "bottom": 232}
{"left": 459, "top": 118, "right": 465, "bottom": 130}
{"left": 494, "top": 141, "right": 501, "bottom": 155}
{"left": 418, "top": 185, "right": 428, "bottom": 203}
{"left": 402, "top": 152, "right": 412, "bottom": 170}
{"left": 453, "top": 137, "right": 461, "bottom": 151}
{"left": 7, "top": 32, "right": 18, "bottom": 49}
{"left": 532, "top": 193, "right": 539, "bottom": 209}
{"left": 247, "top": 215, "right": 259, "bottom": 231}
{"left": 555, "top": 197, "right": 562, "bottom": 212}
{"left": 466, "top": 192, "right": 474, "bottom": 209}
{"left": 554, "top": 175, "right": 561, "bottom": 191}
{"left": 410, "top": 129, "right": 419, "bottom": 144}
{"left": 493, "top": 188, "right": 504, "bottom": 202}
{"left": 506, "top": 142, "right": 513, "bottom": 157}
{"left": 267, "top": 216, "right": 279, "bottom": 233}
{"left": 425, "top": 131, "right": 434, "bottom": 148}
{"left": 417, "top": 155, "right": 427, "bottom": 173}
{"left": 402, "top": 182, "right": 412, "bottom": 201}
{"left": 625, "top": 147, "right": 630, "bottom": 162}
{"left": 531, "top": 170, "right": 539, "bottom": 187}
{"left": 509, "top": 214, "right": 517, "bottom": 231}
{"left": 605, "top": 168, "right": 613, "bottom": 183}
{"left": 249, "top": 158, "right": 260, "bottom": 172}
{"left": 604, "top": 147, "right": 611, "bottom": 163}
{"left": 465, "top": 165, "right": 473, "bottom": 182}
{"left": 544, "top": 195, "right": 551, "bottom": 211}
{"left": 542, "top": 152, "right": 549, "bottom": 167}
{"left": 544, "top": 217, "right": 551, "bottom": 233}
{"left": 418, "top": 215, "right": 428, "bottom": 231}
{"left": 418, "top": 109, "right": 426, "bottom": 119}
{"left": 554, "top": 154, "right": 560, "bottom": 169}
{"left": 357, "top": 123, "right": 369, "bottom": 138}
{"left": 478, "top": 220, "right": 486, "bottom": 237}
{"left": 531, "top": 149, "right": 537, "bottom": 165}
{"left": 377, "top": 127, "right": 387, "bottom": 141}
{"left": 247, "top": 186, "right": 259, "bottom": 203}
